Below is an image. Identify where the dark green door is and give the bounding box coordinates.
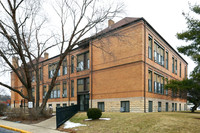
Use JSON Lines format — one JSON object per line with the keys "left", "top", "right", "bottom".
{"left": 158, "top": 102, "right": 161, "bottom": 112}
{"left": 166, "top": 102, "right": 168, "bottom": 112}
{"left": 148, "top": 101, "right": 153, "bottom": 112}
{"left": 78, "top": 94, "right": 89, "bottom": 111}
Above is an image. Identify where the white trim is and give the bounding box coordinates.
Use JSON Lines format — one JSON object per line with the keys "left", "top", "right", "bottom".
{"left": 154, "top": 71, "right": 164, "bottom": 77}
{"left": 154, "top": 40, "right": 164, "bottom": 49}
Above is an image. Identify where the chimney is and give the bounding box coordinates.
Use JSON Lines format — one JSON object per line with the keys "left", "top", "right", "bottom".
{"left": 44, "top": 52, "right": 49, "bottom": 60}
{"left": 108, "top": 19, "right": 114, "bottom": 27}
{"left": 12, "top": 56, "right": 19, "bottom": 68}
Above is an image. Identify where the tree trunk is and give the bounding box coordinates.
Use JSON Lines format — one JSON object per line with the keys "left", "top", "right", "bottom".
{"left": 35, "top": 67, "right": 40, "bottom": 108}
{"left": 191, "top": 104, "right": 198, "bottom": 113}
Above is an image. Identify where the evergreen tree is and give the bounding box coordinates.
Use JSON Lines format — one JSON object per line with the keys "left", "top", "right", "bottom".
{"left": 166, "top": 4, "right": 200, "bottom": 112}
{"left": 177, "top": 4, "right": 200, "bottom": 80}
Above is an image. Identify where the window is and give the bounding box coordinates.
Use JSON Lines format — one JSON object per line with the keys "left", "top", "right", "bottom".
{"left": 154, "top": 42, "right": 157, "bottom": 62}
{"left": 172, "top": 57, "right": 174, "bottom": 73}
{"left": 39, "top": 68, "right": 43, "bottom": 81}
{"left": 165, "top": 78, "right": 168, "bottom": 95}
{"left": 148, "top": 35, "right": 152, "bottom": 59}
{"left": 157, "top": 75, "right": 161, "bottom": 94}
{"left": 71, "top": 56, "right": 74, "bottom": 73}
{"left": 32, "top": 87, "right": 35, "bottom": 98}
{"left": 77, "top": 79, "right": 84, "bottom": 92}
{"left": 154, "top": 73, "right": 164, "bottom": 94}
{"left": 77, "top": 54, "right": 84, "bottom": 71}
{"left": 160, "top": 77, "right": 165, "bottom": 94}
{"left": 179, "top": 62, "right": 181, "bottom": 77}
{"left": 43, "top": 85, "right": 47, "bottom": 98}
{"left": 98, "top": 102, "right": 105, "bottom": 112}
{"left": 50, "top": 84, "right": 60, "bottom": 98}
{"left": 31, "top": 71, "right": 35, "bottom": 82}
{"left": 154, "top": 41, "right": 164, "bottom": 66}
{"left": 166, "top": 102, "right": 168, "bottom": 112}
{"left": 175, "top": 59, "right": 177, "bottom": 74}
{"left": 161, "top": 48, "right": 164, "bottom": 66}
{"left": 71, "top": 80, "right": 74, "bottom": 97}
{"left": 63, "top": 60, "right": 67, "bottom": 75}
{"left": 63, "top": 103, "right": 67, "bottom": 107}
{"left": 158, "top": 102, "right": 162, "bottom": 112}
{"left": 63, "top": 82, "right": 67, "bottom": 98}
{"left": 154, "top": 73, "right": 157, "bottom": 93}
{"left": 48, "top": 104, "right": 52, "bottom": 108}
{"left": 56, "top": 104, "right": 60, "bottom": 108}
{"left": 172, "top": 103, "right": 174, "bottom": 111}
{"left": 77, "top": 78, "right": 90, "bottom": 92}
{"left": 161, "top": 77, "right": 164, "bottom": 94}
{"left": 121, "top": 101, "right": 130, "bottom": 112}
{"left": 148, "top": 71, "right": 152, "bottom": 92}
{"left": 77, "top": 52, "right": 89, "bottom": 72}
{"left": 179, "top": 104, "right": 181, "bottom": 111}
{"left": 48, "top": 63, "right": 60, "bottom": 78}
{"left": 166, "top": 51, "right": 168, "bottom": 69}
{"left": 175, "top": 103, "right": 177, "bottom": 111}
{"left": 148, "top": 101, "right": 153, "bottom": 112}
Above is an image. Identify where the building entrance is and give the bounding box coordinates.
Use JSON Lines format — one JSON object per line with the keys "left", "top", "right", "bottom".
{"left": 78, "top": 94, "right": 89, "bottom": 111}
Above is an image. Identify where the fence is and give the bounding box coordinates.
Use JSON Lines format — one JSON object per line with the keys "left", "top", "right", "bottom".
{"left": 56, "top": 105, "right": 79, "bottom": 128}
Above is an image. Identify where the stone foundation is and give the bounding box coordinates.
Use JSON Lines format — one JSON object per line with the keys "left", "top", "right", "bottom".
{"left": 45, "top": 101, "right": 77, "bottom": 111}
{"left": 91, "top": 97, "right": 187, "bottom": 113}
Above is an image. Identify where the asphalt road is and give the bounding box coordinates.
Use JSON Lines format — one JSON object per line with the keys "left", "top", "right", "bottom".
{"left": 0, "top": 127, "right": 20, "bottom": 133}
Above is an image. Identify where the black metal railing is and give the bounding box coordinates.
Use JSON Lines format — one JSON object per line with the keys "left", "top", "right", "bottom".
{"left": 56, "top": 105, "right": 79, "bottom": 128}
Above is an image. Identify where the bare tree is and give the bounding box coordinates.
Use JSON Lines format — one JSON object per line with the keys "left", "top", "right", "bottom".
{"left": 0, "top": 0, "right": 57, "bottom": 109}
{"left": 0, "top": 88, "right": 5, "bottom": 95}
{"left": 0, "top": 0, "right": 123, "bottom": 114}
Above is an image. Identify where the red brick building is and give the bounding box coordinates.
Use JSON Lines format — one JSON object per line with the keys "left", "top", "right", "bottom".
{"left": 11, "top": 17, "right": 188, "bottom": 112}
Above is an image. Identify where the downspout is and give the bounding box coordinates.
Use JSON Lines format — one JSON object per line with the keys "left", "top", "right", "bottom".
{"left": 42, "top": 62, "right": 44, "bottom": 106}
{"left": 144, "top": 21, "right": 147, "bottom": 113}
{"left": 90, "top": 41, "right": 93, "bottom": 108}
{"left": 68, "top": 54, "right": 71, "bottom": 106}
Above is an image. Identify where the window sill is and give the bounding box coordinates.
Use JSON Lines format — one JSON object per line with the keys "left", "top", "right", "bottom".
{"left": 77, "top": 69, "right": 90, "bottom": 72}
{"left": 154, "top": 92, "right": 165, "bottom": 95}
{"left": 49, "top": 97, "right": 61, "bottom": 99}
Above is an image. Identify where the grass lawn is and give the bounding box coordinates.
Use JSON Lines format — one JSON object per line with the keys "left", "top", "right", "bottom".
{"left": 68, "top": 111, "right": 200, "bottom": 133}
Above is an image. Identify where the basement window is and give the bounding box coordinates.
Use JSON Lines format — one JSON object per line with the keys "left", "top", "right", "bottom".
{"left": 121, "top": 101, "right": 130, "bottom": 112}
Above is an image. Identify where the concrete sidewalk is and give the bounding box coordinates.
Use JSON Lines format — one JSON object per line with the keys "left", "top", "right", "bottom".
{"left": 32, "top": 116, "right": 56, "bottom": 129}
{"left": 0, "top": 116, "right": 66, "bottom": 133}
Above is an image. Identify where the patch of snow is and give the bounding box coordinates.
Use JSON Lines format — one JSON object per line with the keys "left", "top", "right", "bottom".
{"left": 64, "top": 120, "right": 86, "bottom": 129}
{"left": 84, "top": 118, "right": 92, "bottom": 121}
{"left": 0, "top": 116, "right": 7, "bottom": 120}
{"left": 99, "top": 118, "right": 111, "bottom": 120}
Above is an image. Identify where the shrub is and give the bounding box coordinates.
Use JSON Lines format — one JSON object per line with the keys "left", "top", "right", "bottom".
{"left": 6, "top": 107, "right": 52, "bottom": 120}
{"left": 87, "top": 108, "right": 102, "bottom": 120}
{"left": 0, "top": 103, "right": 7, "bottom": 116}
{"left": 29, "top": 108, "right": 40, "bottom": 120}
{"left": 42, "top": 108, "right": 53, "bottom": 118}
{"left": 6, "top": 108, "right": 27, "bottom": 119}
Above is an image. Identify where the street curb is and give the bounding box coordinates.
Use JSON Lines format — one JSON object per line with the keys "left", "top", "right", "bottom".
{"left": 0, "top": 124, "right": 31, "bottom": 133}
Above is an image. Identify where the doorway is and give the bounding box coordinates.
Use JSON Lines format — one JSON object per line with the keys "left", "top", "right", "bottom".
{"left": 78, "top": 94, "right": 89, "bottom": 111}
